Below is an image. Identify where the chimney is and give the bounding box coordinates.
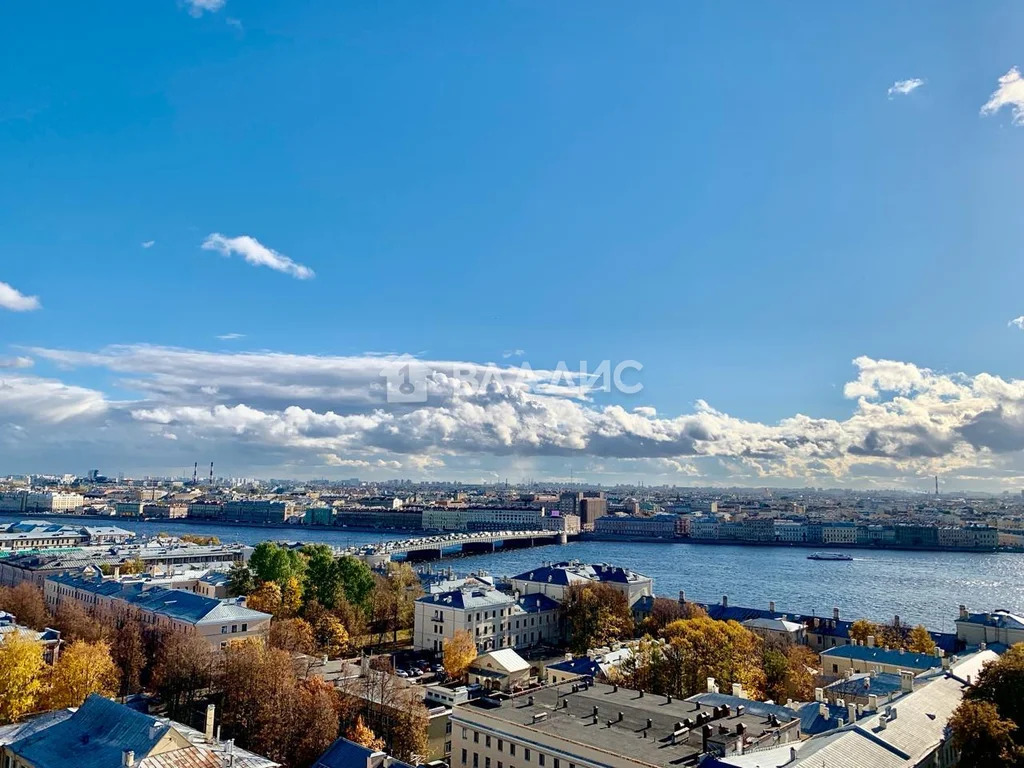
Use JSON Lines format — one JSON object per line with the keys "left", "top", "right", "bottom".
{"left": 958, "top": 604, "right": 968, "bottom": 620}
{"left": 122, "top": 751, "right": 135, "bottom": 767}
{"left": 878, "top": 714, "right": 887, "bottom": 730}
{"left": 731, "top": 683, "right": 745, "bottom": 700}
{"left": 813, "top": 687, "right": 823, "bottom": 702}
{"left": 148, "top": 721, "right": 162, "bottom": 740}
{"left": 868, "top": 694, "right": 878, "bottom": 710}
{"left": 900, "top": 671, "right": 914, "bottom": 693}
{"left": 204, "top": 704, "right": 215, "bottom": 742}
{"left": 722, "top": 595, "right": 728, "bottom": 608}
{"left": 701, "top": 724, "right": 712, "bottom": 753}
{"left": 789, "top": 747, "right": 798, "bottom": 764}
{"left": 818, "top": 702, "right": 828, "bottom": 718}
{"left": 679, "top": 590, "right": 686, "bottom": 604}
{"left": 836, "top": 717, "right": 845, "bottom": 728}
{"left": 707, "top": 677, "right": 718, "bottom": 694}
{"left": 769, "top": 600, "right": 776, "bottom": 613}
{"left": 847, "top": 703, "right": 857, "bottom": 723}
{"left": 833, "top": 607, "right": 840, "bottom": 621}
{"left": 866, "top": 635, "right": 875, "bottom": 648}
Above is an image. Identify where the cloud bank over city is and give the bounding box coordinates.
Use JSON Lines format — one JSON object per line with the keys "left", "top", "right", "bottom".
{"left": 3, "top": 344, "right": 1024, "bottom": 489}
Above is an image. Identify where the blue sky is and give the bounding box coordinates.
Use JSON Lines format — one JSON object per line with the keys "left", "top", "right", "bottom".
{"left": 4, "top": 1, "right": 1024, "bottom": 488}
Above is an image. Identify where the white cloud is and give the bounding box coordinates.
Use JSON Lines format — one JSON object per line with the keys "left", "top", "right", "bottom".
{"left": 981, "top": 67, "right": 1024, "bottom": 125}
{"left": 17, "top": 343, "right": 1024, "bottom": 487}
{"left": 201, "top": 234, "right": 315, "bottom": 280}
{"left": 0, "top": 356, "right": 33, "bottom": 369}
{"left": 503, "top": 349, "right": 526, "bottom": 359}
{"left": 184, "top": 0, "right": 225, "bottom": 17}
{"left": 888, "top": 78, "right": 925, "bottom": 98}
{"left": 141, "top": 240, "right": 155, "bottom": 249}
{"left": 0, "top": 281, "right": 41, "bottom": 312}
{"left": 1009, "top": 316, "right": 1024, "bottom": 330}
{"left": 216, "top": 333, "right": 246, "bottom": 341}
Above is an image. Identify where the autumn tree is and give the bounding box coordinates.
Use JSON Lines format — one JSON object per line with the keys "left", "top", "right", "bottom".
{"left": 443, "top": 629, "right": 478, "bottom": 680}
{"left": 290, "top": 677, "right": 343, "bottom": 768}
{"left": 347, "top": 715, "right": 386, "bottom": 752}
{"left": 950, "top": 700, "right": 1022, "bottom": 767}
{"left": 0, "top": 632, "right": 45, "bottom": 723}
{"left": 907, "top": 625, "right": 936, "bottom": 654}
{"left": 0, "top": 583, "right": 50, "bottom": 631}
{"left": 561, "top": 582, "right": 634, "bottom": 654}
{"left": 641, "top": 598, "right": 705, "bottom": 636}
{"left": 181, "top": 534, "right": 220, "bottom": 545}
{"left": 152, "top": 630, "right": 214, "bottom": 722}
{"left": 313, "top": 613, "right": 350, "bottom": 658}
{"left": 44, "top": 639, "right": 119, "bottom": 709}
{"left": 219, "top": 638, "right": 304, "bottom": 765}
{"left": 280, "top": 576, "right": 304, "bottom": 618}
{"left": 52, "top": 601, "right": 106, "bottom": 643}
{"left": 269, "top": 617, "right": 316, "bottom": 655}
{"left": 614, "top": 636, "right": 671, "bottom": 694}
{"left": 391, "top": 700, "right": 430, "bottom": 764}
{"left": 784, "top": 644, "right": 820, "bottom": 702}
{"left": 246, "top": 581, "right": 284, "bottom": 616}
{"left": 967, "top": 643, "right": 1024, "bottom": 744}
{"left": 111, "top": 618, "right": 149, "bottom": 697}
{"left": 848, "top": 619, "right": 880, "bottom": 645}
{"left": 662, "top": 616, "right": 765, "bottom": 699}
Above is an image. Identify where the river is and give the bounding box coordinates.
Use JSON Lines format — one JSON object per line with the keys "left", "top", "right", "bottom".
{"left": 7, "top": 515, "right": 1022, "bottom": 633}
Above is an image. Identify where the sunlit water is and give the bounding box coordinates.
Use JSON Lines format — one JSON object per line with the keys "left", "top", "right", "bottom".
{"left": 9, "top": 515, "right": 1023, "bottom": 632}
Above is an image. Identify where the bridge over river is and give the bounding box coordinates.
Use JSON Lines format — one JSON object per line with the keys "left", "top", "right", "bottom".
{"left": 337, "top": 529, "right": 570, "bottom": 567}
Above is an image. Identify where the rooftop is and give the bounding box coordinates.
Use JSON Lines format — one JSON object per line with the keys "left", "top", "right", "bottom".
{"left": 454, "top": 680, "right": 798, "bottom": 768}
{"left": 819, "top": 645, "right": 943, "bottom": 671}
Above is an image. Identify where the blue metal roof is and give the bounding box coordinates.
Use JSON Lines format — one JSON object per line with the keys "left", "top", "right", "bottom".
{"left": 824, "top": 672, "right": 903, "bottom": 698}
{"left": 313, "top": 737, "right": 413, "bottom": 768}
{"left": 7, "top": 694, "right": 169, "bottom": 768}
{"left": 819, "top": 644, "right": 942, "bottom": 670}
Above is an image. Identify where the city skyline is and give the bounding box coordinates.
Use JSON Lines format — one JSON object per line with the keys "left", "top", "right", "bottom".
{"left": 6, "top": 2, "right": 1024, "bottom": 489}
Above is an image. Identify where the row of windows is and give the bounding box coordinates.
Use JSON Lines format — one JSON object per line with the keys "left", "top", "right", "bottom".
{"left": 462, "top": 729, "right": 579, "bottom": 768}
{"left": 220, "top": 623, "right": 249, "bottom": 634}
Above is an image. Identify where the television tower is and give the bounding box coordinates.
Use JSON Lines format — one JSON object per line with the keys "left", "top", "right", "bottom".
{"left": 193, "top": 462, "right": 198, "bottom": 485}
{"left": 209, "top": 462, "right": 214, "bottom": 485}
{"left": 935, "top": 475, "right": 939, "bottom": 496}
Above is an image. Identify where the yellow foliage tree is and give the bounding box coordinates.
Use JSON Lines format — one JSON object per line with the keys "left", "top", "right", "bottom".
{"left": 848, "top": 619, "right": 880, "bottom": 645}
{"left": 663, "top": 616, "right": 766, "bottom": 699}
{"left": 907, "top": 625, "right": 936, "bottom": 654}
{"left": 44, "top": 640, "right": 119, "bottom": 709}
{"left": 0, "top": 632, "right": 45, "bottom": 723}
{"left": 313, "top": 614, "right": 350, "bottom": 658}
{"left": 280, "top": 576, "right": 303, "bottom": 618}
{"left": 247, "top": 581, "right": 283, "bottom": 616}
{"left": 347, "top": 715, "right": 386, "bottom": 752}
{"left": 443, "top": 629, "right": 478, "bottom": 680}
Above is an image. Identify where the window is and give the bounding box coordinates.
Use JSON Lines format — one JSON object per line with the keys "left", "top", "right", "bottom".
{"left": 241, "top": 623, "right": 247, "bottom": 631}
{"left": 485, "top": 759, "right": 491, "bottom": 768}
{"left": 462, "top": 750, "right": 468, "bottom": 766}
{"left": 463, "top": 728, "right": 468, "bottom": 739}
{"left": 498, "top": 740, "right": 504, "bottom": 752}
{"left": 231, "top": 624, "right": 238, "bottom": 633}
{"left": 525, "top": 749, "right": 531, "bottom": 762}
{"left": 832, "top": 664, "right": 838, "bottom": 674}
{"left": 473, "top": 754, "right": 479, "bottom": 768}
{"left": 539, "top": 756, "right": 545, "bottom": 767}
{"left": 486, "top": 736, "right": 491, "bottom": 748}
{"left": 474, "top": 732, "right": 479, "bottom": 744}
{"left": 221, "top": 626, "right": 228, "bottom": 634}
{"left": 510, "top": 744, "right": 516, "bottom": 757}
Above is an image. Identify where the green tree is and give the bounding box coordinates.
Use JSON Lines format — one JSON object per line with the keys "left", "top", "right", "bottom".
{"left": 302, "top": 544, "right": 345, "bottom": 609}
{"left": 968, "top": 643, "right": 1024, "bottom": 740}
{"left": 227, "top": 562, "right": 255, "bottom": 597}
{"left": 336, "top": 556, "right": 375, "bottom": 610}
{"left": 249, "top": 543, "right": 306, "bottom": 588}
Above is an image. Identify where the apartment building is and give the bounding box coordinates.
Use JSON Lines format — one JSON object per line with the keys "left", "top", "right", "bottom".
{"left": 451, "top": 681, "right": 801, "bottom": 768}
{"left": 818, "top": 644, "right": 944, "bottom": 677}
{"left": 594, "top": 514, "right": 677, "bottom": 537}
{"left": 955, "top": 605, "right": 1024, "bottom": 646}
{"left": 414, "top": 584, "right": 561, "bottom": 653}
{"left": 510, "top": 562, "right": 653, "bottom": 608}
{"left": 0, "top": 520, "right": 134, "bottom": 552}
{"left": 44, "top": 573, "right": 271, "bottom": 649}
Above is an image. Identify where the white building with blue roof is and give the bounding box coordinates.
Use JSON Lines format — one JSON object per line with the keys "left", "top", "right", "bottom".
{"left": 414, "top": 583, "right": 560, "bottom": 653}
